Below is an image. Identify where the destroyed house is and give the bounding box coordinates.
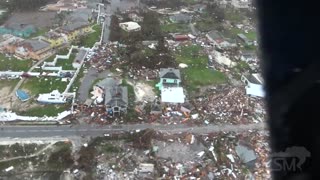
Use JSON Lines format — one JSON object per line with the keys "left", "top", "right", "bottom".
{"left": 59, "top": 21, "right": 91, "bottom": 42}
{"left": 105, "top": 85, "right": 128, "bottom": 115}
{"left": 240, "top": 50, "right": 256, "bottom": 62}
{"left": 156, "top": 68, "right": 181, "bottom": 90}
{"left": 206, "top": 30, "right": 236, "bottom": 49}
{"left": 237, "top": 33, "right": 253, "bottom": 45}
{"left": 241, "top": 73, "right": 265, "bottom": 98}
{"left": 0, "top": 23, "right": 36, "bottom": 38}
{"left": 169, "top": 14, "right": 192, "bottom": 23}
{"left": 15, "top": 39, "right": 52, "bottom": 60}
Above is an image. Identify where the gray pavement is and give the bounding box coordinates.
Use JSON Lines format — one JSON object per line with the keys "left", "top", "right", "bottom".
{"left": 0, "top": 122, "right": 267, "bottom": 138}
{"left": 77, "top": 68, "right": 110, "bottom": 102}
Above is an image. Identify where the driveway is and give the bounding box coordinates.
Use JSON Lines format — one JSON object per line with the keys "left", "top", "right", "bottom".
{"left": 77, "top": 68, "right": 110, "bottom": 103}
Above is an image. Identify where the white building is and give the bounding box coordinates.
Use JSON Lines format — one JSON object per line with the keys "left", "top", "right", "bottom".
{"left": 241, "top": 73, "right": 265, "bottom": 98}
{"left": 119, "top": 22, "right": 141, "bottom": 32}
{"left": 161, "top": 87, "right": 185, "bottom": 103}
{"left": 37, "top": 90, "right": 67, "bottom": 104}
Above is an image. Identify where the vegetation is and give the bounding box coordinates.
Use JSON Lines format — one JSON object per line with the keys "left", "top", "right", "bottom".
{"left": 21, "top": 77, "right": 68, "bottom": 95}
{"left": 110, "top": 11, "right": 163, "bottom": 43}
{"left": 181, "top": 0, "right": 198, "bottom": 4}
{"left": 77, "top": 145, "right": 96, "bottom": 172}
{"left": 175, "top": 45, "right": 227, "bottom": 91}
{"left": 17, "top": 104, "right": 69, "bottom": 117}
{"left": 0, "top": 143, "right": 46, "bottom": 160}
{"left": 55, "top": 53, "right": 76, "bottom": 70}
{"left": 224, "top": 26, "right": 257, "bottom": 40}
{"left": 47, "top": 142, "right": 74, "bottom": 170}
{"left": 195, "top": 18, "right": 222, "bottom": 32}
{"left": 205, "top": 2, "right": 225, "bottom": 23}
{"left": 161, "top": 23, "right": 190, "bottom": 33}
{"left": 0, "top": 9, "right": 9, "bottom": 25}
{"left": 141, "top": 0, "right": 186, "bottom": 9}
{"left": 0, "top": 54, "right": 33, "bottom": 71}
{"left": 0, "top": 79, "right": 19, "bottom": 90}
{"left": 109, "top": 15, "right": 122, "bottom": 42}
{"left": 140, "top": 11, "right": 163, "bottom": 40}
{"left": 0, "top": 0, "right": 55, "bottom": 11}
{"left": 78, "top": 25, "right": 101, "bottom": 48}
{"left": 101, "top": 143, "right": 122, "bottom": 153}
{"left": 121, "top": 79, "right": 138, "bottom": 121}
{"left": 29, "top": 28, "right": 48, "bottom": 38}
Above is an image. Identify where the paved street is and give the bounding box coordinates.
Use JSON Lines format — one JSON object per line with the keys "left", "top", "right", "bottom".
{"left": 0, "top": 122, "right": 267, "bottom": 138}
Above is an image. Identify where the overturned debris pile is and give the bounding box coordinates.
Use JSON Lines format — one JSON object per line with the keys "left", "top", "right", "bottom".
{"left": 128, "top": 68, "right": 159, "bottom": 80}
{"left": 152, "top": 131, "right": 270, "bottom": 179}
{"left": 194, "top": 86, "right": 266, "bottom": 125}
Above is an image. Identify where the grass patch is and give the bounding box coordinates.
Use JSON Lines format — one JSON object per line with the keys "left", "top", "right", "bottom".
{"left": 243, "top": 45, "right": 256, "bottom": 50}
{"left": 0, "top": 79, "right": 19, "bottom": 90}
{"left": 21, "top": 77, "right": 68, "bottom": 96}
{"left": 224, "top": 27, "right": 257, "bottom": 41}
{"left": 0, "top": 155, "right": 46, "bottom": 172}
{"left": 175, "top": 45, "right": 227, "bottom": 91}
{"left": 182, "top": 0, "right": 198, "bottom": 4}
{"left": 195, "top": 18, "right": 219, "bottom": 32}
{"left": 70, "top": 66, "right": 85, "bottom": 93}
{"left": 121, "top": 79, "right": 135, "bottom": 102}
{"left": 0, "top": 54, "right": 33, "bottom": 71}
{"left": 121, "top": 79, "right": 138, "bottom": 121}
{"left": 47, "top": 142, "right": 73, "bottom": 170}
{"left": 29, "top": 28, "right": 48, "bottom": 38}
{"left": 17, "top": 104, "right": 69, "bottom": 117}
{"left": 101, "top": 143, "right": 122, "bottom": 153}
{"left": 0, "top": 143, "right": 46, "bottom": 160}
{"left": 224, "top": 9, "right": 246, "bottom": 23}
{"left": 78, "top": 25, "right": 101, "bottom": 48}
{"left": 55, "top": 53, "right": 76, "bottom": 70}
{"left": 161, "top": 23, "right": 190, "bottom": 33}
{"left": 236, "top": 61, "right": 250, "bottom": 71}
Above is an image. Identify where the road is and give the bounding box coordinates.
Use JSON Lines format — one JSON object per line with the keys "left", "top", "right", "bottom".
{"left": 101, "top": 0, "right": 139, "bottom": 43}
{"left": 0, "top": 122, "right": 267, "bottom": 138}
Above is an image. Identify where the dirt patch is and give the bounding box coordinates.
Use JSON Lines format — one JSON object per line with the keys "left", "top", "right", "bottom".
{"left": 0, "top": 87, "right": 12, "bottom": 109}
{"left": 133, "top": 82, "right": 156, "bottom": 102}
{"left": 5, "top": 11, "right": 56, "bottom": 28}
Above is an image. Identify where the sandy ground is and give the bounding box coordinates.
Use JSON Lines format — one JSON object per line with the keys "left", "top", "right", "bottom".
{"left": 133, "top": 82, "right": 156, "bottom": 102}
{"left": 0, "top": 87, "right": 12, "bottom": 109}
{"left": 5, "top": 11, "right": 56, "bottom": 28}
{"left": 0, "top": 86, "right": 38, "bottom": 111}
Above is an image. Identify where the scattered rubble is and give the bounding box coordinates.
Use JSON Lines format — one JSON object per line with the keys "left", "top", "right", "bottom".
{"left": 79, "top": 130, "right": 270, "bottom": 179}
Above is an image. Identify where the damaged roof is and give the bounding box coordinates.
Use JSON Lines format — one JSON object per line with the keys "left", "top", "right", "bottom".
{"left": 61, "top": 21, "right": 89, "bottom": 32}
{"left": 105, "top": 86, "right": 128, "bottom": 108}
{"left": 22, "top": 39, "right": 50, "bottom": 52}
{"left": 235, "top": 143, "right": 257, "bottom": 164}
{"left": 159, "top": 68, "right": 181, "bottom": 79}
